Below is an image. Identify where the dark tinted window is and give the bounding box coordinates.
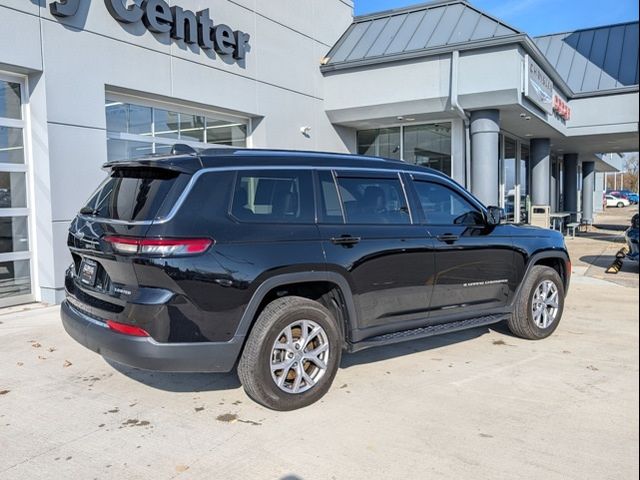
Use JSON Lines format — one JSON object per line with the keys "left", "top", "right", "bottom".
{"left": 413, "top": 181, "right": 483, "bottom": 225}
{"left": 317, "top": 171, "right": 343, "bottom": 223}
{"left": 231, "top": 170, "right": 314, "bottom": 223}
{"left": 83, "top": 168, "right": 183, "bottom": 222}
{"left": 336, "top": 176, "right": 410, "bottom": 225}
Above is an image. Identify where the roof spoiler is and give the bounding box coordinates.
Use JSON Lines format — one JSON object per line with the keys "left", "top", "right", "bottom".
{"left": 102, "top": 144, "right": 203, "bottom": 174}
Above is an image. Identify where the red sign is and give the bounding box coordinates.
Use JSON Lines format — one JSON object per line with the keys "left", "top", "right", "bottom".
{"left": 553, "top": 95, "right": 571, "bottom": 121}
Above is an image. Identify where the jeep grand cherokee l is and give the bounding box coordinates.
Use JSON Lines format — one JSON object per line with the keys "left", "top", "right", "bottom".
{"left": 62, "top": 147, "right": 570, "bottom": 410}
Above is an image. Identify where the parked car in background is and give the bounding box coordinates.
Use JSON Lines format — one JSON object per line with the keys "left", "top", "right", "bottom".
{"left": 605, "top": 195, "right": 630, "bottom": 208}
{"left": 607, "top": 190, "right": 639, "bottom": 204}
{"left": 625, "top": 213, "right": 639, "bottom": 265}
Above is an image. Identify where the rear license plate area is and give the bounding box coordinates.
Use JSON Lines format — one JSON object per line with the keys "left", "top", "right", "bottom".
{"left": 79, "top": 259, "right": 98, "bottom": 287}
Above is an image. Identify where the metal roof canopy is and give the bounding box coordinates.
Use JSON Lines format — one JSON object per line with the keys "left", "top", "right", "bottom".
{"left": 325, "top": 0, "right": 520, "bottom": 66}
{"left": 534, "top": 22, "right": 639, "bottom": 95}
{"left": 323, "top": 0, "right": 639, "bottom": 99}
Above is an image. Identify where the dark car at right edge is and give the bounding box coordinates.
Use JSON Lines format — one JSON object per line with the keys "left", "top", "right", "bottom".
{"left": 61, "top": 148, "right": 571, "bottom": 410}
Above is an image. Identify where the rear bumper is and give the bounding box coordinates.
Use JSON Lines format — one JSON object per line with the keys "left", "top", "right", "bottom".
{"left": 61, "top": 300, "right": 243, "bottom": 373}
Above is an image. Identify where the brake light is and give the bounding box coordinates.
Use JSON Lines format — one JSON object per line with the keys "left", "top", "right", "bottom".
{"left": 104, "top": 236, "right": 213, "bottom": 256}
{"left": 107, "top": 320, "right": 149, "bottom": 337}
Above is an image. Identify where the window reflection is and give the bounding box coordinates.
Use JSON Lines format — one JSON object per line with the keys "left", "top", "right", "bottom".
{"left": 105, "top": 99, "right": 249, "bottom": 161}
{"left": 503, "top": 137, "right": 517, "bottom": 223}
{"left": 0, "top": 81, "right": 21, "bottom": 120}
{"left": 357, "top": 123, "right": 452, "bottom": 176}
{"left": 357, "top": 128, "right": 401, "bottom": 160}
{"left": 403, "top": 124, "right": 451, "bottom": 175}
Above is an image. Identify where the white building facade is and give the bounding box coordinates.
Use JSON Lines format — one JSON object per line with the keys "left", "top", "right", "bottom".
{"left": 0, "top": 0, "right": 638, "bottom": 307}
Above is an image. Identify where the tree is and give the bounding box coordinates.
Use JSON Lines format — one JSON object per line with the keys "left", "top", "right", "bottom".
{"left": 624, "top": 153, "right": 639, "bottom": 193}
{"left": 605, "top": 153, "right": 639, "bottom": 192}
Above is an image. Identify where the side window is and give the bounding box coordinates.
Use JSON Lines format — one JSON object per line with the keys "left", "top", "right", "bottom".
{"left": 231, "top": 170, "right": 314, "bottom": 223}
{"left": 317, "top": 171, "right": 344, "bottom": 223}
{"left": 335, "top": 176, "right": 410, "bottom": 225}
{"left": 413, "top": 181, "right": 483, "bottom": 226}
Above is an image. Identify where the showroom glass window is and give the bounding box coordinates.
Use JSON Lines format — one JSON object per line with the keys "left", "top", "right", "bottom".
{"left": 357, "top": 128, "right": 401, "bottom": 160}
{"left": 0, "top": 76, "right": 32, "bottom": 306}
{"left": 403, "top": 124, "right": 452, "bottom": 175}
{"left": 105, "top": 99, "right": 249, "bottom": 161}
{"left": 357, "top": 123, "right": 452, "bottom": 176}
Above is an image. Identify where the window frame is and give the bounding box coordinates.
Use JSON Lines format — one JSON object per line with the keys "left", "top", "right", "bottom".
{"left": 409, "top": 175, "right": 485, "bottom": 227}
{"left": 105, "top": 92, "right": 251, "bottom": 160}
{"left": 331, "top": 170, "right": 414, "bottom": 226}
{"left": 356, "top": 121, "right": 453, "bottom": 176}
{"left": 0, "top": 71, "right": 35, "bottom": 307}
{"left": 228, "top": 169, "right": 317, "bottom": 225}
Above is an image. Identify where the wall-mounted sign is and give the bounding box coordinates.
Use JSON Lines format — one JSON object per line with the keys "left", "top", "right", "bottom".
{"left": 553, "top": 95, "right": 571, "bottom": 121}
{"left": 49, "top": 0, "right": 250, "bottom": 61}
{"left": 524, "top": 56, "right": 553, "bottom": 114}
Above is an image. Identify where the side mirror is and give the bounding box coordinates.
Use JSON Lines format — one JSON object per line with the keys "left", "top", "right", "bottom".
{"left": 486, "top": 206, "right": 505, "bottom": 226}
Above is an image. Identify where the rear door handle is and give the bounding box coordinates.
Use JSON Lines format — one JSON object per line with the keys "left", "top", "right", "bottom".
{"left": 436, "top": 234, "right": 459, "bottom": 244}
{"left": 331, "top": 235, "right": 361, "bottom": 246}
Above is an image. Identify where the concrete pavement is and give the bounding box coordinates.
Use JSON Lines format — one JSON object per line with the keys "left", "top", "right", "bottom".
{"left": 0, "top": 214, "right": 638, "bottom": 479}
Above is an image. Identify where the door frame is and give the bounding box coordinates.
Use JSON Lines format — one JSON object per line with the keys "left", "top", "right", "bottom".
{"left": 0, "top": 71, "right": 36, "bottom": 308}
{"left": 499, "top": 133, "right": 531, "bottom": 224}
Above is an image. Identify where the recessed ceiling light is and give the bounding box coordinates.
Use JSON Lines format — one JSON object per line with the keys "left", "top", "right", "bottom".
{"left": 397, "top": 116, "right": 404, "bottom": 121}
{"left": 525, "top": 134, "right": 533, "bottom": 137}
{"left": 525, "top": 116, "right": 532, "bottom": 121}
{"left": 520, "top": 113, "right": 527, "bottom": 118}
{"left": 405, "top": 117, "right": 416, "bottom": 121}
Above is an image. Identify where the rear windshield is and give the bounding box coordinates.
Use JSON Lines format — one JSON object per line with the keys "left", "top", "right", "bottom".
{"left": 82, "top": 168, "right": 184, "bottom": 222}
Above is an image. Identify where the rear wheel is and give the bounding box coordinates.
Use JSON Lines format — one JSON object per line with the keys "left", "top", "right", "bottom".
{"left": 238, "top": 296, "right": 342, "bottom": 411}
{"left": 508, "top": 266, "right": 565, "bottom": 340}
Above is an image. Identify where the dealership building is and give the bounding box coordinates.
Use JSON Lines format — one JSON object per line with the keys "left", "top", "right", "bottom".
{"left": 0, "top": 0, "right": 638, "bottom": 307}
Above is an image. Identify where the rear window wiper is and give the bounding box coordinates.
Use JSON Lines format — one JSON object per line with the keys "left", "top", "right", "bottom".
{"left": 79, "top": 206, "right": 98, "bottom": 216}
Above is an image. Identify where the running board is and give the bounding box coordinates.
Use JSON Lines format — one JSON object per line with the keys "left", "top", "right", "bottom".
{"left": 350, "top": 314, "right": 509, "bottom": 352}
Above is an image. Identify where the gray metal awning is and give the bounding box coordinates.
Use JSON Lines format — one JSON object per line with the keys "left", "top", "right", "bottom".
{"left": 534, "top": 22, "right": 639, "bottom": 96}
{"left": 323, "top": 0, "right": 520, "bottom": 68}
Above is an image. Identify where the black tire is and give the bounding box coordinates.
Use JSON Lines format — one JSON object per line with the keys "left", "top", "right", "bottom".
{"left": 237, "top": 296, "right": 342, "bottom": 411}
{"left": 617, "top": 202, "right": 624, "bottom": 208}
{"left": 507, "top": 265, "right": 565, "bottom": 340}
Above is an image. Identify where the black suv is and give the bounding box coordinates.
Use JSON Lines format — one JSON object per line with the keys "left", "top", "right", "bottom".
{"left": 62, "top": 148, "right": 570, "bottom": 410}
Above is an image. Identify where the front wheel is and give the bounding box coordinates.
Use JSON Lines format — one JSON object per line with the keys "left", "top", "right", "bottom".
{"left": 238, "top": 296, "right": 342, "bottom": 411}
{"left": 507, "top": 265, "right": 565, "bottom": 340}
{"left": 617, "top": 202, "right": 625, "bottom": 208}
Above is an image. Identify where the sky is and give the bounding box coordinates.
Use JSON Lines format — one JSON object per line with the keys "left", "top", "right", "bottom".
{"left": 354, "top": 0, "right": 639, "bottom": 37}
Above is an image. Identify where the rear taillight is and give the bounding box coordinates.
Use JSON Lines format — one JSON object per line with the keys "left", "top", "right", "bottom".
{"left": 107, "top": 320, "right": 149, "bottom": 337}
{"left": 104, "top": 236, "right": 213, "bottom": 257}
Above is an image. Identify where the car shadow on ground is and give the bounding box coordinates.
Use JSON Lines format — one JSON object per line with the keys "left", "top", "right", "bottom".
{"left": 580, "top": 254, "right": 618, "bottom": 269}
{"left": 106, "top": 327, "right": 495, "bottom": 391}
{"left": 592, "top": 223, "right": 630, "bottom": 232}
{"left": 106, "top": 359, "right": 241, "bottom": 392}
{"left": 340, "top": 326, "right": 490, "bottom": 368}
{"left": 574, "top": 230, "right": 626, "bottom": 244}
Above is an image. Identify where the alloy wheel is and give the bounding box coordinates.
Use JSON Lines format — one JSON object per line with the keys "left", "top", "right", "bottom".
{"left": 270, "top": 320, "right": 330, "bottom": 394}
{"left": 531, "top": 280, "right": 560, "bottom": 329}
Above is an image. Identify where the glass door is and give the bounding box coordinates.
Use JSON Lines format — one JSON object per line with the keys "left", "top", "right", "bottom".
{"left": 500, "top": 135, "right": 531, "bottom": 224}
{"left": 519, "top": 144, "right": 530, "bottom": 223}
{"left": 501, "top": 136, "right": 518, "bottom": 223}
{"left": 0, "top": 74, "right": 33, "bottom": 307}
